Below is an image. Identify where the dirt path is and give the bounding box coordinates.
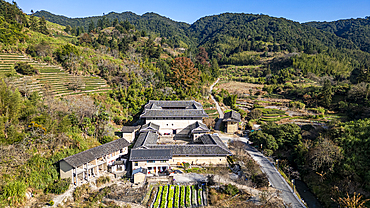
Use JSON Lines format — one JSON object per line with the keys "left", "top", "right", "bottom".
{"left": 210, "top": 78, "right": 223, "bottom": 130}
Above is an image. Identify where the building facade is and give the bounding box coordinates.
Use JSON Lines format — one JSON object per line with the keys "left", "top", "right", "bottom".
{"left": 59, "top": 138, "right": 130, "bottom": 185}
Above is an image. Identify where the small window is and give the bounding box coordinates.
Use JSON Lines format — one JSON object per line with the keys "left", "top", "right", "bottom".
{"left": 166, "top": 124, "right": 168, "bottom": 126}
{"left": 134, "top": 162, "right": 138, "bottom": 166}
{"left": 172, "top": 124, "right": 174, "bottom": 126}
{"left": 160, "top": 160, "right": 166, "bottom": 163}
{"left": 147, "top": 160, "right": 155, "bottom": 163}
{"left": 220, "top": 159, "right": 222, "bottom": 161}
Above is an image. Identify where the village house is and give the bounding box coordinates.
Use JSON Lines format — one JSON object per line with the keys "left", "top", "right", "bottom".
{"left": 222, "top": 110, "right": 241, "bottom": 133}
{"left": 59, "top": 138, "right": 130, "bottom": 185}
{"left": 121, "top": 125, "right": 141, "bottom": 143}
{"left": 130, "top": 100, "right": 232, "bottom": 176}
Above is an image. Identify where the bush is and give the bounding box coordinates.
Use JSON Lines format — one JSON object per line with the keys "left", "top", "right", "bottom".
{"left": 99, "top": 136, "right": 114, "bottom": 144}
{"left": 49, "top": 200, "right": 54, "bottom": 206}
{"left": 0, "top": 180, "right": 27, "bottom": 206}
{"left": 14, "top": 62, "right": 39, "bottom": 75}
{"left": 73, "top": 183, "right": 90, "bottom": 201}
{"left": 224, "top": 184, "right": 239, "bottom": 195}
{"left": 45, "top": 178, "right": 71, "bottom": 194}
{"left": 182, "top": 162, "right": 190, "bottom": 170}
{"left": 96, "top": 176, "right": 111, "bottom": 187}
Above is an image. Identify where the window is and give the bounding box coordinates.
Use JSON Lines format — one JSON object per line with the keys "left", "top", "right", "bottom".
{"left": 160, "top": 160, "right": 167, "bottom": 163}
{"left": 147, "top": 160, "right": 155, "bottom": 163}
{"left": 134, "top": 162, "right": 138, "bottom": 166}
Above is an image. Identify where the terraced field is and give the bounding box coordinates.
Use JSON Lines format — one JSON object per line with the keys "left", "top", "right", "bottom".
{"left": 0, "top": 54, "right": 111, "bottom": 97}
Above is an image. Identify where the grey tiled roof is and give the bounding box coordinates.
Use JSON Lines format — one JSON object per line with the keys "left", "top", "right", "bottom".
{"left": 144, "top": 100, "right": 203, "bottom": 109}
{"left": 223, "top": 111, "right": 241, "bottom": 122}
{"left": 140, "top": 109, "right": 208, "bottom": 118}
{"left": 133, "top": 132, "right": 159, "bottom": 148}
{"left": 140, "top": 100, "right": 208, "bottom": 118}
{"left": 140, "top": 122, "right": 160, "bottom": 133}
{"left": 130, "top": 149, "right": 172, "bottom": 161}
{"left": 62, "top": 138, "right": 130, "bottom": 168}
{"left": 147, "top": 144, "right": 231, "bottom": 156}
{"left": 200, "top": 134, "right": 216, "bottom": 145}
{"left": 121, "top": 125, "right": 141, "bottom": 133}
{"left": 177, "top": 121, "right": 210, "bottom": 136}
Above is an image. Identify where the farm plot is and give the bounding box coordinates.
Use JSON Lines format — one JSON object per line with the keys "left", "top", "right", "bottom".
{"left": 148, "top": 185, "right": 206, "bottom": 208}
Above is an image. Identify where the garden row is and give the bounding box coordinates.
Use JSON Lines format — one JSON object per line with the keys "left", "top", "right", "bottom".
{"left": 148, "top": 185, "right": 207, "bottom": 208}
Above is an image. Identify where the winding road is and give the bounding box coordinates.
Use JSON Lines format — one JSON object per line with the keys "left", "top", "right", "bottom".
{"left": 209, "top": 78, "right": 223, "bottom": 130}
{"left": 210, "top": 78, "right": 305, "bottom": 207}
{"left": 232, "top": 137, "right": 306, "bottom": 208}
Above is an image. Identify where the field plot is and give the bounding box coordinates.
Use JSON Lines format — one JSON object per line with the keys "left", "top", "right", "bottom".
{"left": 0, "top": 54, "right": 111, "bottom": 97}
{"left": 148, "top": 185, "right": 207, "bottom": 208}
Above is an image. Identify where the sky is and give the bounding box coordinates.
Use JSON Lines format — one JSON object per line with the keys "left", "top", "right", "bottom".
{"left": 6, "top": 0, "right": 370, "bottom": 24}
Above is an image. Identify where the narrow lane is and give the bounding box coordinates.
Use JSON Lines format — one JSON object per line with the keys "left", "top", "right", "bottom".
{"left": 228, "top": 137, "right": 306, "bottom": 208}
{"left": 209, "top": 78, "right": 223, "bottom": 130}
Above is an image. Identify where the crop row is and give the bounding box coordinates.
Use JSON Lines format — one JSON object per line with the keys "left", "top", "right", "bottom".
{"left": 150, "top": 185, "right": 205, "bottom": 208}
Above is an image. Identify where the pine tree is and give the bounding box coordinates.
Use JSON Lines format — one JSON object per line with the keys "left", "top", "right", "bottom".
{"left": 29, "top": 15, "right": 38, "bottom": 31}
{"left": 322, "top": 79, "right": 333, "bottom": 107}
{"left": 88, "top": 20, "right": 95, "bottom": 33}
{"left": 38, "top": 16, "right": 49, "bottom": 35}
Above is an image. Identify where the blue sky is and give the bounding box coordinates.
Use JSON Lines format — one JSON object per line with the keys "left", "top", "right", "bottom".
{"left": 7, "top": 0, "right": 370, "bottom": 23}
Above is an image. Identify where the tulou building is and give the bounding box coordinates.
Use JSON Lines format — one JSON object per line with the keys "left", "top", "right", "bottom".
{"left": 58, "top": 100, "right": 232, "bottom": 185}
{"left": 129, "top": 100, "right": 232, "bottom": 176}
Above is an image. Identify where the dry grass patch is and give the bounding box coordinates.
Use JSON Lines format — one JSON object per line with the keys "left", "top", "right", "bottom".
{"left": 216, "top": 81, "right": 264, "bottom": 95}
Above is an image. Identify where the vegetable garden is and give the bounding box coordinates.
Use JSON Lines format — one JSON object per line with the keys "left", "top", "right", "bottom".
{"left": 148, "top": 185, "right": 207, "bottom": 208}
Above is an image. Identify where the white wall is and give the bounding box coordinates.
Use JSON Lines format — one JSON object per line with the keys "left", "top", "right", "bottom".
{"left": 146, "top": 118, "right": 202, "bottom": 134}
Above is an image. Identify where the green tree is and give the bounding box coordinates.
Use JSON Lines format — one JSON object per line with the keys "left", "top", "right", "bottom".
{"left": 29, "top": 15, "right": 38, "bottom": 31}
{"left": 88, "top": 20, "right": 95, "bottom": 32}
{"left": 322, "top": 79, "right": 333, "bottom": 107}
{"left": 38, "top": 16, "right": 49, "bottom": 35}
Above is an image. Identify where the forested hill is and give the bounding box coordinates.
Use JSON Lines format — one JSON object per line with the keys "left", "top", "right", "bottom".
{"left": 35, "top": 11, "right": 362, "bottom": 54}
{"left": 186, "top": 13, "right": 356, "bottom": 56}
{"left": 33, "top": 10, "right": 192, "bottom": 47}
{"left": 305, "top": 17, "right": 370, "bottom": 53}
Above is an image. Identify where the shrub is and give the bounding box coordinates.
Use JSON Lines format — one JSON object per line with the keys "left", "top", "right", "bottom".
{"left": 182, "top": 162, "right": 190, "bottom": 170}
{"left": 73, "top": 183, "right": 90, "bottom": 201}
{"left": 99, "top": 136, "right": 114, "bottom": 144}
{"left": 224, "top": 184, "right": 239, "bottom": 195}
{"left": 49, "top": 200, "right": 54, "bottom": 206}
{"left": 45, "top": 178, "right": 71, "bottom": 194}
{"left": 0, "top": 180, "right": 27, "bottom": 206}
{"left": 96, "top": 176, "right": 111, "bottom": 187}
{"left": 14, "top": 62, "right": 39, "bottom": 75}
